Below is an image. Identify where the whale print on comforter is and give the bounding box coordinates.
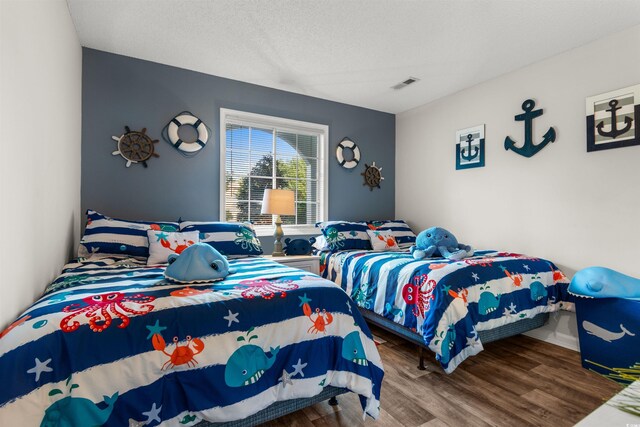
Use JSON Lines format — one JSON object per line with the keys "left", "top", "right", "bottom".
{"left": 320, "top": 249, "right": 572, "bottom": 373}
{"left": 0, "top": 257, "right": 383, "bottom": 426}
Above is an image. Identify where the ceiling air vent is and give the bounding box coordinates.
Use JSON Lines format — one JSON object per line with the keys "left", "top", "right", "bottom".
{"left": 392, "top": 77, "right": 420, "bottom": 90}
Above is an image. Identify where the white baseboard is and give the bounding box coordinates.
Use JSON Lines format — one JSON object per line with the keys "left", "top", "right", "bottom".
{"left": 524, "top": 329, "right": 579, "bottom": 351}
{"left": 523, "top": 310, "right": 580, "bottom": 351}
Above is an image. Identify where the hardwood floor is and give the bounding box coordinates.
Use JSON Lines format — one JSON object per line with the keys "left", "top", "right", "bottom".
{"left": 265, "top": 325, "right": 622, "bottom": 427}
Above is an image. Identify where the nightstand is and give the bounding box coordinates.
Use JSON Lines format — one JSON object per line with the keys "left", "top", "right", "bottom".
{"left": 264, "top": 254, "right": 320, "bottom": 275}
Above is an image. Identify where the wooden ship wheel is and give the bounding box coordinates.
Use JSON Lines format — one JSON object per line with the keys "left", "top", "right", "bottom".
{"left": 361, "top": 162, "right": 384, "bottom": 191}
{"left": 111, "top": 126, "right": 159, "bottom": 168}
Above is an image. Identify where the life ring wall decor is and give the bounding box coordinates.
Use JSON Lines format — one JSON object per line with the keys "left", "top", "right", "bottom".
{"left": 162, "top": 111, "right": 210, "bottom": 157}
{"left": 336, "top": 137, "right": 361, "bottom": 169}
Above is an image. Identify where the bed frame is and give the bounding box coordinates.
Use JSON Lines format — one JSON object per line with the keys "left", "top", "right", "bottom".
{"left": 359, "top": 308, "right": 549, "bottom": 370}
{"left": 198, "top": 386, "right": 347, "bottom": 426}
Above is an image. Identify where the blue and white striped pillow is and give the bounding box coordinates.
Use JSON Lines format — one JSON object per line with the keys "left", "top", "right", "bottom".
{"left": 316, "top": 221, "right": 372, "bottom": 251}
{"left": 179, "top": 221, "right": 263, "bottom": 258}
{"left": 78, "top": 210, "right": 179, "bottom": 259}
{"left": 366, "top": 220, "right": 416, "bottom": 249}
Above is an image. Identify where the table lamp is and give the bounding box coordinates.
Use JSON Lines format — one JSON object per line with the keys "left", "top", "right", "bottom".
{"left": 261, "top": 189, "right": 295, "bottom": 256}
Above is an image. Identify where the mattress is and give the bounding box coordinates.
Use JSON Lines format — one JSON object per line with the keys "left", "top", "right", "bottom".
{"left": 320, "top": 249, "right": 572, "bottom": 372}
{"left": 0, "top": 256, "right": 383, "bottom": 426}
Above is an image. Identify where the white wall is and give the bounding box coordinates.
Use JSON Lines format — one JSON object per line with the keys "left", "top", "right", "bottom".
{"left": 0, "top": 1, "right": 82, "bottom": 328}
{"left": 396, "top": 25, "right": 640, "bottom": 350}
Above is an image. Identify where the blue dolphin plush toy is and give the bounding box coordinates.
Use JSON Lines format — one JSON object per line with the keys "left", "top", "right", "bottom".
{"left": 164, "top": 243, "right": 236, "bottom": 283}
{"left": 410, "top": 227, "right": 473, "bottom": 261}
{"left": 569, "top": 267, "right": 640, "bottom": 299}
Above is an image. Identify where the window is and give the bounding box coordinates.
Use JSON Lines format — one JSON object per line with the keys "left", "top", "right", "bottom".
{"left": 220, "top": 109, "right": 328, "bottom": 235}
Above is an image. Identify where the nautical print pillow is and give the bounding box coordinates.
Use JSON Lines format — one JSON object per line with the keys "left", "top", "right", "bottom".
{"left": 366, "top": 229, "right": 400, "bottom": 251}
{"left": 179, "top": 221, "right": 263, "bottom": 258}
{"left": 316, "top": 221, "right": 372, "bottom": 251}
{"left": 366, "top": 220, "right": 416, "bottom": 249}
{"left": 147, "top": 230, "right": 200, "bottom": 265}
{"left": 78, "top": 210, "right": 179, "bottom": 259}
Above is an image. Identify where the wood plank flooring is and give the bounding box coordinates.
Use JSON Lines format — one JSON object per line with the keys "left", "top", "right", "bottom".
{"left": 265, "top": 325, "right": 622, "bottom": 427}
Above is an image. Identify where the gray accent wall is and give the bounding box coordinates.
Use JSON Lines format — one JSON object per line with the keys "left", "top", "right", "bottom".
{"left": 81, "top": 49, "right": 395, "bottom": 240}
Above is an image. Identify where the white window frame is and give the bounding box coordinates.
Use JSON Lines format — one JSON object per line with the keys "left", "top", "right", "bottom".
{"left": 220, "top": 108, "right": 329, "bottom": 237}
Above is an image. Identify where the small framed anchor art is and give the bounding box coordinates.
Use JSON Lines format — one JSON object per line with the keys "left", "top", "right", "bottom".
{"left": 455, "top": 124, "right": 485, "bottom": 170}
{"left": 586, "top": 84, "right": 640, "bottom": 152}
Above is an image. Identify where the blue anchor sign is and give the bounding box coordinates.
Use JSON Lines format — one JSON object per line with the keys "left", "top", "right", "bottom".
{"left": 455, "top": 125, "right": 485, "bottom": 170}
{"left": 586, "top": 85, "right": 639, "bottom": 152}
{"left": 461, "top": 134, "right": 479, "bottom": 161}
{"left": 596, "top": 99, "right": 633, "bottom": 139}
{"left": 504, "top": 99, "right": 556, "bottom": 158}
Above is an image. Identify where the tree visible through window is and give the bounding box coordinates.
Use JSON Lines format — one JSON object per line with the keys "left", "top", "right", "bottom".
{"left": 224, "top": 122, "right": 323, "bottom": 227}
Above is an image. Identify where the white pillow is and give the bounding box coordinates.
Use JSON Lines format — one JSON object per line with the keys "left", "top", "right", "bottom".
{"left": 366, "top": 229, "right": 400, "bottom": 251}
{"left": 312, "top": 235, "right": 328, "bottom": 251}
{"left": 147, "top": 230, "right": 200, "bottom": 265}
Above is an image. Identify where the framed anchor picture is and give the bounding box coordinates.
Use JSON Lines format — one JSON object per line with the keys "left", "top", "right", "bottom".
{"left": 455, "top": 124, "right": 485, "bottom": 170}
{"left": 586, "top": 84, "right": 640, "bottom": 152}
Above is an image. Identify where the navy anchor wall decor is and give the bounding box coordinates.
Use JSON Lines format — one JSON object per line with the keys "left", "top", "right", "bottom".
{"left": 586, "top": 84, "right": 640, "bottom": 152}
{"left": 455, "top": 124, "right": 485, "bottom": 170}
{"left": 596, "top": 100, "right": 633, "bottom": 138}
{"left": 504, "top": 99, "right": 556, "bottom": 158}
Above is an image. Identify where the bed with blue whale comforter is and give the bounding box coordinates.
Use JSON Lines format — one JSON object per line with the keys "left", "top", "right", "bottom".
{"left": 0, "top": 257, "right": 383, "bottom": 426}
{"left": 320, "top": 249, "right": 572, "bottom": 373}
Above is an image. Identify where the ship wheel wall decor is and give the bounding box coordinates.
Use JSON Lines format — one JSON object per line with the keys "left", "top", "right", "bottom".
{"left": 111, "top": 126, "right": 160, "bottom": 168}
{"left": 361, "top": 162, "right": 384, "bottom": 191}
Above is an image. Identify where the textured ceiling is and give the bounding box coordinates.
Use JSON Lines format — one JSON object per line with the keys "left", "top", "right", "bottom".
{"left": 67, "top": 0, "right": 640, "bottom": 113}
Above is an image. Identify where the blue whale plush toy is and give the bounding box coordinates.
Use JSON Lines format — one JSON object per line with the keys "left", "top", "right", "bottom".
{"left": 164, "top": 243, "right": 236, "bottom": 283}
{"left": 569, "top": 267, "right": 640, "bottom": 299}
{"left": 410, "top": 227, "right": 473, "bottom": 261}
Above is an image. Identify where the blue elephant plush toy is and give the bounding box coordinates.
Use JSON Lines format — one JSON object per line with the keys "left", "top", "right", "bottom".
{"left": 164, "top": 243, "right": 236, "bottom": 283}
{"left": 410, "top": 227, "right": 473, "bottom": 261}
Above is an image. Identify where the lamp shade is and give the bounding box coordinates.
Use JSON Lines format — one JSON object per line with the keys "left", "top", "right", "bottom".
{"left": 261, "top": 189, "right": 295, "bottom": 215}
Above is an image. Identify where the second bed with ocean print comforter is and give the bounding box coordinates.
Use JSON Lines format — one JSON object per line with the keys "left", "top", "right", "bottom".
{"left": 0, "top": 257, "right": 383, "bottom": 426}
{"left": 320, "top": 249, "right": 572, "bottom": 373}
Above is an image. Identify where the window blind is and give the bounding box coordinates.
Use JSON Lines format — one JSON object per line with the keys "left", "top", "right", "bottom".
{"left": 224, "top": 121, "right": 324, "bottom": 227}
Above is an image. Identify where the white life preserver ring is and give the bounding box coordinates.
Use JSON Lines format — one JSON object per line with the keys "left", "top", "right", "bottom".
{"left": 336, "top": 138, "right": 360, "bottom": 169}
{"left": 167, "top": 112, "right": 208, "bottom": 153}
